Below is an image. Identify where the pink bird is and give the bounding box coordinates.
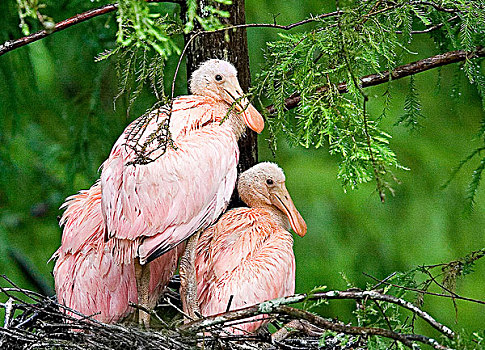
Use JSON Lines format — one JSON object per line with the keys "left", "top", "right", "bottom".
{"left": 52, "top": 60, "right": 263, "bottom": 325}
{"left": 195, "top": 162, "right": 307, "bottom": 334}
{"left": 98, "top": 59, "right": 264, "bottom": 325}
{"left": 52, "top": 182, "right": 182, "bottom": 323}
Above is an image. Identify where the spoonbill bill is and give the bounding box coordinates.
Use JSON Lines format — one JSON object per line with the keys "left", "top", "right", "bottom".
{"left": 195, "top": 162, "right": 306, "bottom": 334}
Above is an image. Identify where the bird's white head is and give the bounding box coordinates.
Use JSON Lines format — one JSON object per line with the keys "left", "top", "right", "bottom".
{"left": 189, "top": 59, "right": 264, "bottom": 133}
{"left": 238, "top": 162, "right": 307, "bottom": 237}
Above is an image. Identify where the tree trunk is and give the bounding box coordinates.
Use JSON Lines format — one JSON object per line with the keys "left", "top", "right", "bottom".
{"left": 182, "top": 0, "right": 257, "bottom": 206}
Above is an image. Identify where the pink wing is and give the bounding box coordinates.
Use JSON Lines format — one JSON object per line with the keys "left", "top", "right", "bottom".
{"left": 54, "top": 243, "right": 137, "bottom": 323}
{"left": 53, "top": 183, "right": 182, "bottom": 323}
{"left": 101, "top": 96, "right": 239, "bottom": 264}
{"left": 195, "top": 208, "right": 296, "bottom": 334}
{"left": 52, "top": 181, "right": 104, "bottom": 258}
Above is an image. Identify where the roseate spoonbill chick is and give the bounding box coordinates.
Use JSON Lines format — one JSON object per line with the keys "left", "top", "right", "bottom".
{"left": 100, "top": 59, "right": 264, "bottom": 326}
{"left": 52, "top": 182, "right": 183, "bottom": 324}
{"left": 195, "top": 162, "right": 307, "bottom": 334}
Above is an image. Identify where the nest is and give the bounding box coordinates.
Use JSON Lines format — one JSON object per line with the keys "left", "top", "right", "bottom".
{"left": 1, "top": 275, "right": 457, "bottom": 350}
{"left": 0, "top": 276, "right": 365, "bottom": 350}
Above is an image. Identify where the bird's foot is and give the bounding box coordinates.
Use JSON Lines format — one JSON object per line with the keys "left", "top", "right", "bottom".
{"left": 138, "top": 309, "right": 151, "bottom": 329}
{"left": 271, "top": 319, "right": 324, "bottom": 343}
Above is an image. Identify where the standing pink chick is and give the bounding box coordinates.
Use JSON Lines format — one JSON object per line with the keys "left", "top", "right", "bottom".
{"left": 195, "top": 162, "right": 307, "bottom": 334}
{"left": 98, "top": 59, "right": 263, "bottom": 325}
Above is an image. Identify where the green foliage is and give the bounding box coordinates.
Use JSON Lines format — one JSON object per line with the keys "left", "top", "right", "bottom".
{"left": 254, "top": 20, "right": 406, "bottom": 194}
{"left": 307, "top": 251, "right": 485, "bottom": 349}
{"left": 100, "top": 44, "right": 170, "bottom": 114}
{"left": 396, "top": 75, "right": 425, "bottom": 130}
{"left": 15, "top": 0, "right": 54, "bottom": 35}
{"left": 115, "top": 1, "right": 182, "bottom": 57}
{"left": 95, "top": 0, "right": 231, "bottom": 112}
{"left": 443, "top": 147, "right": 485, "bottom": 210}
{"left": 449, "top": 329, "right": 485, "bottom": 350}
{"left": 184, "top": 0, "right": 232, "bottom": 33}
{"left": 465, "top": 157, "right": 485, "bottom": 210}
{"left": 13, "top": 0, "right": 485, "bottom": 201}
{"left": 254, "top": 0, "right": 485, "bottom": 199}
{"left": 2, "top": 0, "right": 485, "bottom": 345}
{"left": 439, "top": 248, "right": 485, "bottom": 285}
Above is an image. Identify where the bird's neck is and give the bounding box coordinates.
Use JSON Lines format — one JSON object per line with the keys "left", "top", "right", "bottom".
{"left": 259, "top": 205, "right": 291, "bottom": 233}
{"left": 226, "top": 112, "right": 246, "bottom": 140}
{"left": 210, "top": 100, "right": 246, "bottom": 140}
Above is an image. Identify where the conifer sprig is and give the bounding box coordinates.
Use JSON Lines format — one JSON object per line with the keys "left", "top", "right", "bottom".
{"left": 254, "top": 0, "right": 485, "bottom": 199}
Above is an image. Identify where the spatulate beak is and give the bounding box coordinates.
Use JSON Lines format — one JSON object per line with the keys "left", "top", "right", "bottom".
{"left": 224, "top": 78, "right": 264, "bottom": 133}
{"left": 270, "top": 184, "right": 307, "bottom": 237}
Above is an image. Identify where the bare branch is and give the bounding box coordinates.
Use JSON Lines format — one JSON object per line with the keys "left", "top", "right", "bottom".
{"left": 266, "top": 47, "right": 485, "bottom": 115}
{"left": 315, "top": 289, "right": 454, "bottom": 337}
{"left": 3, "top": 298, "right": 14, "bottom": 328}
{"left": 202, "top": 11, "right": 342, "bottom": 32}
{"left": 0, "top": 0, "right": 181, "bottom": 57}
{"left": 0, "top": 4, "right": 117, "bottom": 57}
{"left": 278, "top": 306, "right": 452, "bottom": 350}
{"left": 408, "top": 1, "right": 461, "bottom": 13}
{"left": 363, "top": 272, "right": 485, "bottom": 306}
{"left": 397, "top": 15, "right": 460, "bottom": 34}
{"left": 180, "top": 289, "right": 454, "bottom": 339}
{"left": 180, "top": 301, "right": 451, "bottom": 350}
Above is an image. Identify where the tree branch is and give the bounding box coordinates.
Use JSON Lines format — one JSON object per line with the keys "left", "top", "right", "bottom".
{"left": 180, "top": 299, "right": 452, "bottom": 350}
{"left": 0, "top": 4, "right": 118, "bottom": 57}
{"left": 363, "top": 272, "right": 485, "bottom": 306}
{"left": 180, "top": 289, "right": 454, "bottom": 339}
{"left": 0, "top": 3, "right": 339, "bottom": 57}
{"left": 396, "top": 15, "right": 459, "bottom": 34}
{"left": 277, "top": 306, "right": 452, "bottom": 350}
{"left": 409, "top": 1, "right": 461, "bottom": 13}
{"left": 0, "top": 0, "right": 180, "bottom": 57}
{"left": 266, "top": 47, "right": 485, "bottom": 115}
{"left": 315, "top": 290, "right": 454, "bottom": 337}
{"left": 0, "top": 277, "right": 459, "bottom": 350}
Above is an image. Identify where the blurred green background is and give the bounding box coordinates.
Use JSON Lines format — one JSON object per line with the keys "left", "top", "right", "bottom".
{"left": 0, "top": 0, "right": 484, "bottom": 338}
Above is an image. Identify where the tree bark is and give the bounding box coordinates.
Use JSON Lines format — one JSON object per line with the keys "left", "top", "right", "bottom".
{"left": 183, "top": 0, "right": 257, "bottom": 206}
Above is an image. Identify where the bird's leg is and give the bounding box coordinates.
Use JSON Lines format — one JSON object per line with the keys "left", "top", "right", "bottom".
{"left": 179, "top": 230, "right": 202, "bottom": 322}
{"left": 134, "top": 258, "right": 151, "bottom": 328}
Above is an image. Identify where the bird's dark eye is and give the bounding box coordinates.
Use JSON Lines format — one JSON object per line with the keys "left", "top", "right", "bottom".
{"left": 266, "top": 179, "right": 274, "bottom": 185}
{"left": 215, "top": 74, "right": 223, "bottom": 81}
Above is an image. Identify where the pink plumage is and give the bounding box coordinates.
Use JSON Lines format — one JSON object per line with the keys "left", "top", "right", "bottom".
{"left": 52, "top": 182, "right": 182, "bottom": 323}
{"left": 101, "top": 97, "right": 239, "bottom": 265}
{"left": 53, "top": 59, "right": 265, "bottom": 324}
{"left": 100, "top": 62, "right": 264, "bottom": 265}
{"left": 195, "top": 162, "right": 307, "bottom": 334}
{"left": 196, "top": 208, "right": 295, "bottom": 333}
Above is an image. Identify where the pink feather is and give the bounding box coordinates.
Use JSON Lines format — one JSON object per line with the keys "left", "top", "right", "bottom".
{"left": 195, "top": 208, "right": 296, "bottom": 334}
{"left": 53, "top": 94, "right": 242, "bottom": 323}
{"left": 53, "top": 182, "right": 182, "bottom": 323}
{"left": 100, "top": 96, "right": 239, "bottom": 264}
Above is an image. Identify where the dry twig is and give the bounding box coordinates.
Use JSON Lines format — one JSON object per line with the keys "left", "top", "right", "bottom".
{"left": 1, "top": 276, "right": 456, "bottom": 350}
